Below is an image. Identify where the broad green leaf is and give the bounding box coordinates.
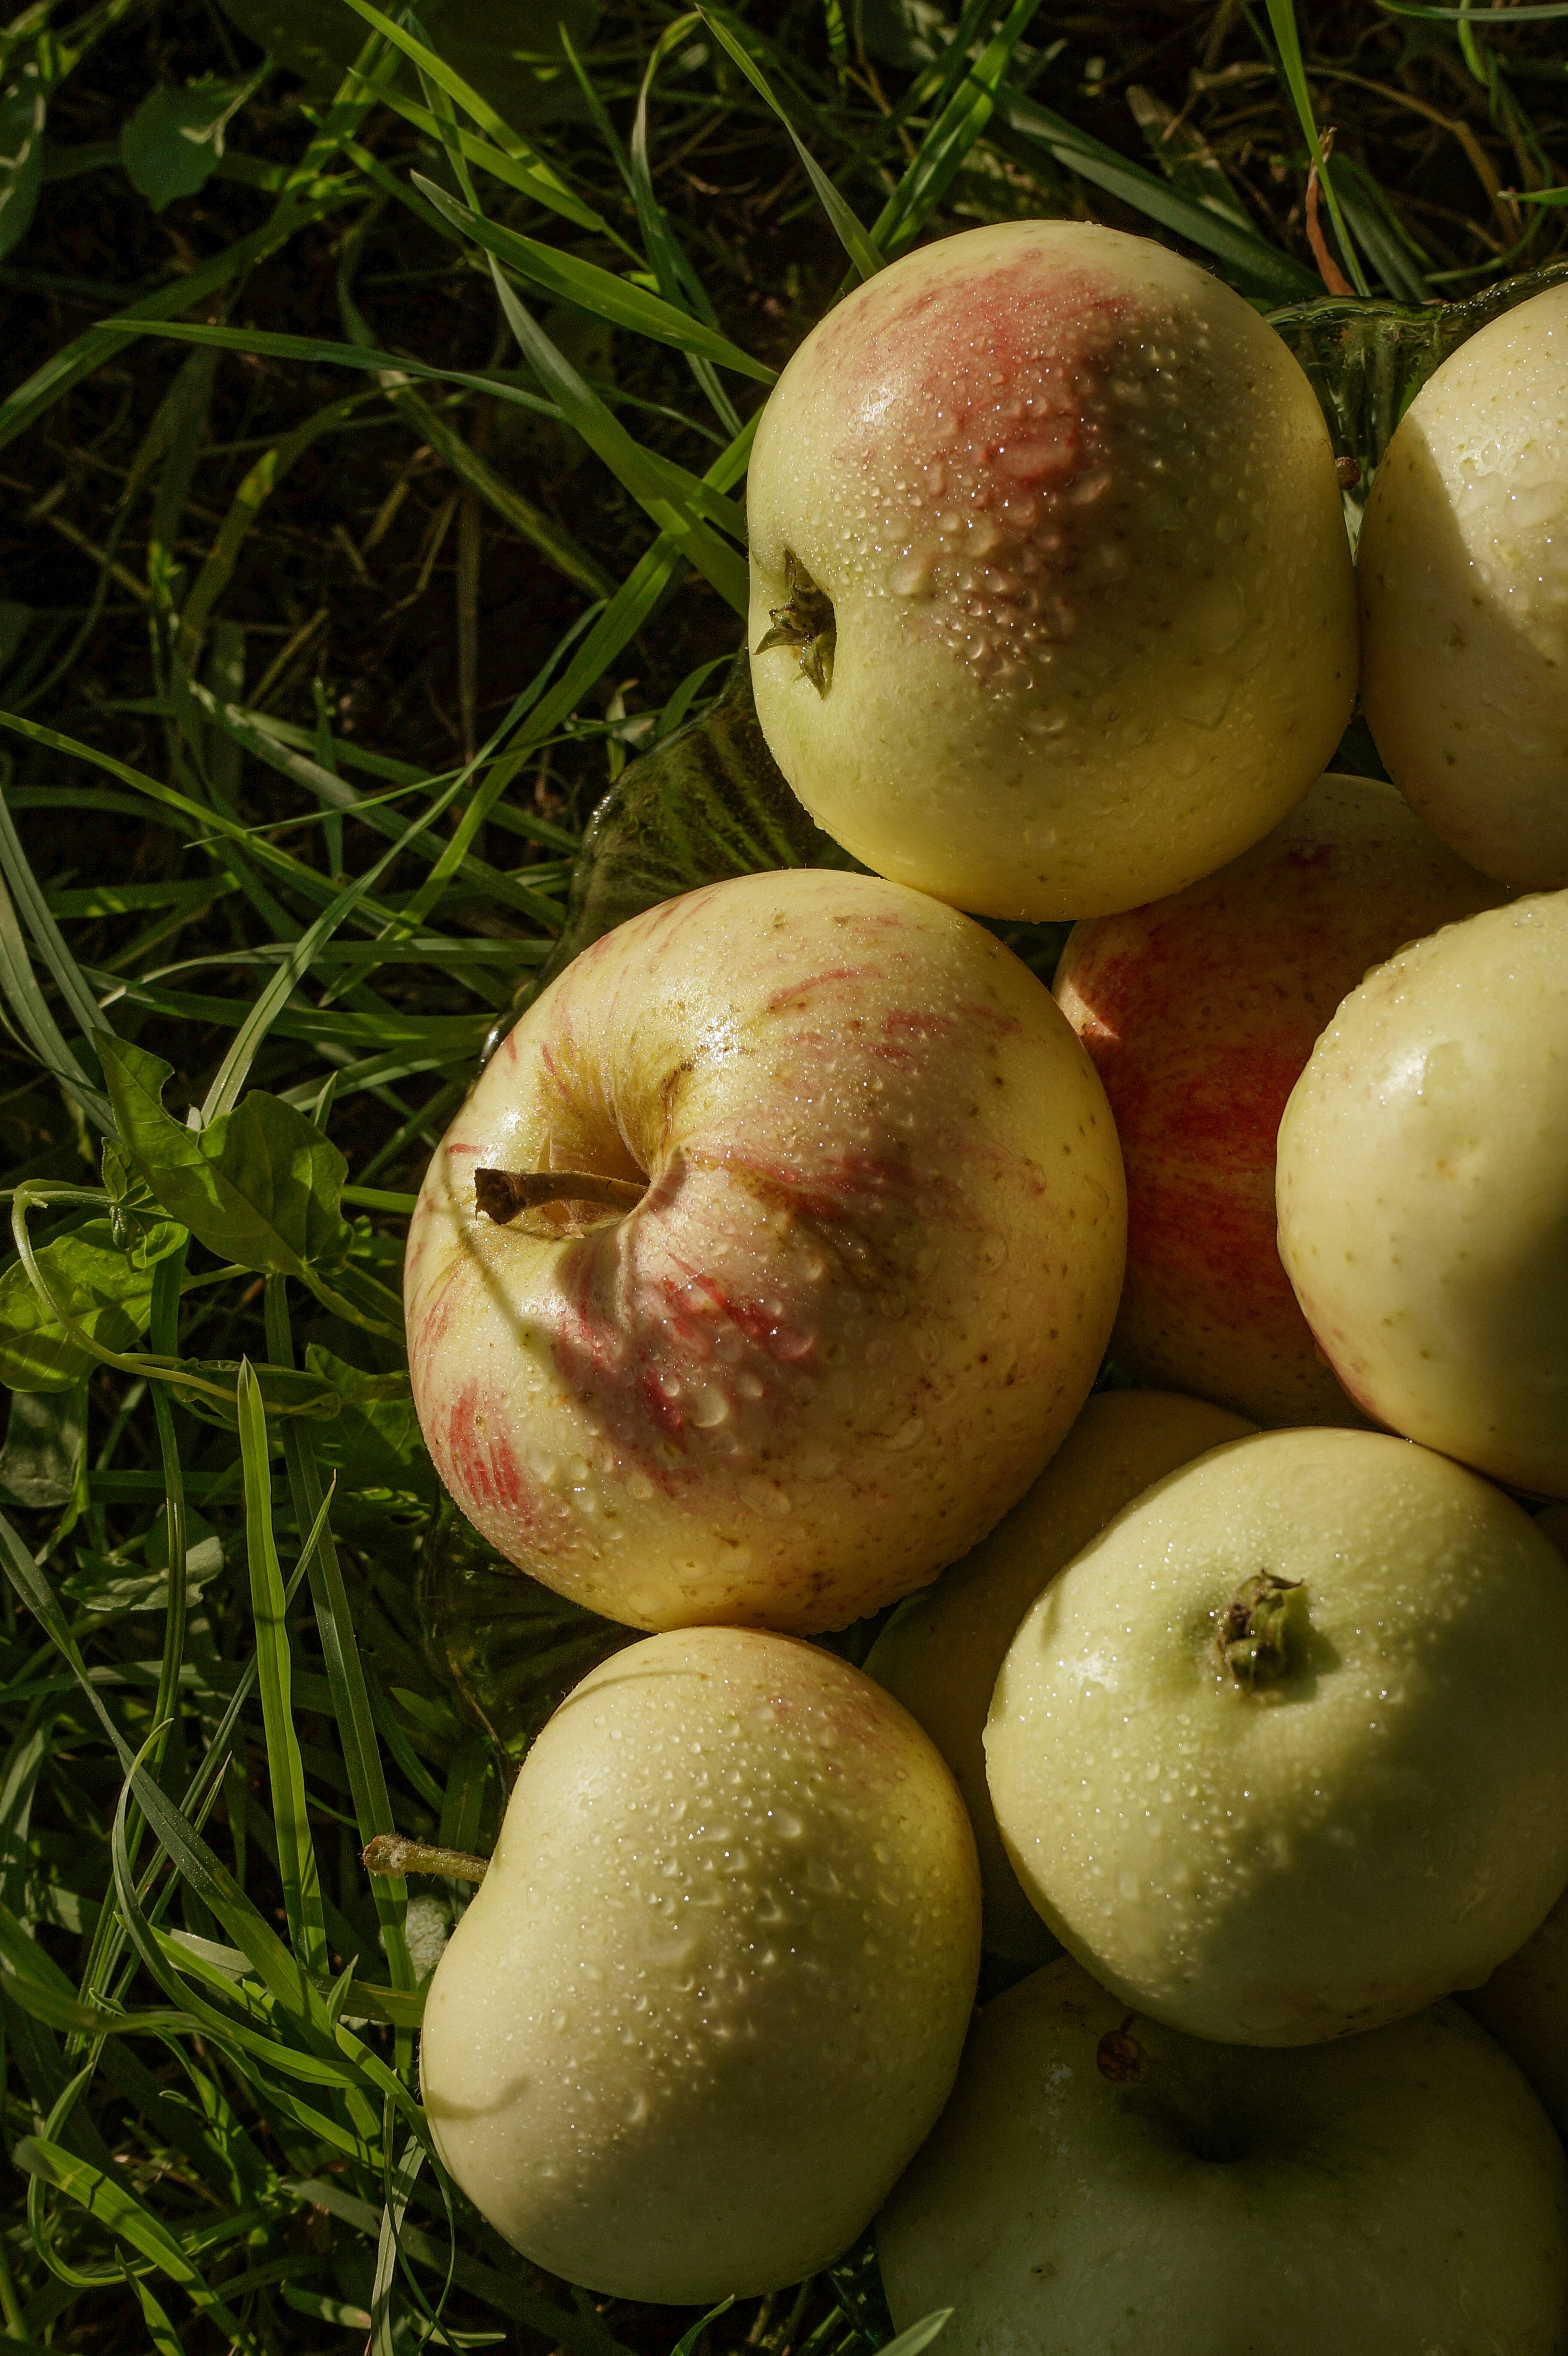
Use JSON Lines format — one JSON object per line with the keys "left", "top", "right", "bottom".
{"left": 1268, "top": 257, "right": 1568, "bottom": 485}
{"left": 305, "top": 1345, "right": 436, "bottom": 1497}
{"left": 120, "top": 72, "right": 263, "bottom": 211}
{"left": 0, "top": 1215, "right": 186, "bottom": 1392}
{"left": 100, "top": 1036, "right": 352, "bottom": 1279}
{"left": 0, "top": 1386, "right": 80, "bottom": 1507}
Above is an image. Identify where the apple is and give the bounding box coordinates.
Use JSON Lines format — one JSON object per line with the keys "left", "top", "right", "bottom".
{"left": 1359, "top": 282, "right": 1568, "bottom": 889}
{"left": 1055, "top": 773, "right": 1503, "bottom": 1424}
{"left": 419, "top": 1626, "right": 980, "bottom": 2302}
{"left": 865, "top": 1387, "right": 1252, "bottom": 1961}
{"left": 878, "top": 1957, "right": 1568, "bottom": 2356}
{"left": 747, "top": 218, "right": 1357, "bottom": 923}
{"left": 403, "top": 866, "right": 1125, "bottom": 1633}
{"left": 1464, "top": 1884, "right": 1568, "bottom": 2134}
{"left": 1276, "top": 891, "right": 1568, "bottom": 1498}
{"left": 985, "top": 1426, "right": 1568, "bottom": 2044}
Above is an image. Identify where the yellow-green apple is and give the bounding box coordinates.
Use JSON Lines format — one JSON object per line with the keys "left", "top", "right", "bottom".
{"left": 879, "top": 1957, "right": 1568, "bottom": 2356}
{"left": 1464, "top": 1884, "right": 1568, "bottom": 2133}
{"left": 747, "top": 219, "right": 1357, "bottom": 922}
{"left": 1360, "top": 283, "right": 1568, "bottom": 889}
{"left": 865, "top": 1388, "right": 1252, "bottom": 1960}
{"left": 1276, "top": 891, "right": 1568, "bottom": 1497}
{"left": 404, "top": 867, "right": 1125, "bottom": 1633}
{"left": 1055, "top": 773, "right": 1502, "bottom": 1424}
{"left": 986, "top": 1427, "right": 1568, "bottom": 2043}
{"left": 420, "top": 1627, "right": 980, "bottom": 2301}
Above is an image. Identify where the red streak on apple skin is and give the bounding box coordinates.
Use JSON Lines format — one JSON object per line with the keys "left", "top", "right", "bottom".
{"left": 438, "top": 1378, "right": 532, "bottom": 1523}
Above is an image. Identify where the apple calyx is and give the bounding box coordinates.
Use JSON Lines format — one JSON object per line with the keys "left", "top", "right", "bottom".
{"left": 1216, "top": 1571, "right": 1309, "bottom": 1693}
{"left": 754, "top": 548, "right": 836, "bottom": 696}
{"left": 475, "top": 1168, "right": 645, "bottom": 1223}
{"left": 363, "top": 1833, "right": 490, "bottom": 1883}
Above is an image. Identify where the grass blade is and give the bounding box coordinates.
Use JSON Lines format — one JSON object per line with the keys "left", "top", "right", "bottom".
{"left": 1259, "top": 0, "right": 1372, "bottom": 295}
{"left": 994, "top": 87, "right": 1321, "bottom": 301}
{"left": 413, "top": 178, "right": 774, "bottom": 384}
{"left": 698, "top": 6, "right": 884, "bottom": 279}
{"left": 235, "top": 1360, "right": 329, "bottom": 1978}
{"left": 487, "top": 265, "right": 750, "bottom": 614}
{"left": 875, "top": 0, "right": 1045, "bottom": 257}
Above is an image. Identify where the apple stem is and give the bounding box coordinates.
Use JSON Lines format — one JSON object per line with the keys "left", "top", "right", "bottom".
{"left": 362, "top": 1833, "right": 490, "bottom": 1884}
{"left": 1216, "top": 1571, "right": 1310, "bottom": 1691}
{"left": 475, "top": 1168, "right": 645, "bottom": 1223}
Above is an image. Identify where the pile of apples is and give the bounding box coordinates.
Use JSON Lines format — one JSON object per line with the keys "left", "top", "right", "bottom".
{"left": 400, "top": 223, "right": 1568, "bottom": 2350}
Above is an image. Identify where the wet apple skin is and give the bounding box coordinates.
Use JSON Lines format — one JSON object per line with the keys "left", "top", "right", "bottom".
{"left": 1277, "top": 890, "right": 1568, "bottom": 1497}
{"left": 879, "top": 1958, "right": 1568, "bottom": 2356}
{"left": 420, "top": 1628, "right": 980, "bottom": 2302}
{"left": 749, "top": 219, "right": 1356, "bottom": 921}
{"left": 986, "top": 1427, "right": 1568, "bottom": 2044}
{"left": 404, "top": 868, "right": 1125, "bottom": 1632}
{"left": 1360, "top": 282, "right": 1568, "bottom": 890}
{"left": 866, "top": 1387, "right": 1253, "bottom": 1961}
{"left": 1056, "top": 773, "right": 1503, "bottom": 1424}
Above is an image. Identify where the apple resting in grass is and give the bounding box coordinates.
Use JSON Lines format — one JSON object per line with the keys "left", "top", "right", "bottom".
{"left": 1276, "top": 891, "right": 1568, "bottom": 1497}
{"left": 865, "top": 1388, "right": 1252, "bottom": 1961}
{"left": 985, "top": 1427, "right": 1568, "bottom": 2044}
{"left": 419, "top": 1628, "right": 980, "bottom": 2302}
{"left": 747, "top": 219, "right": 1357, "bottom": 922}
{"left": 877, "top": 1958, "right": 1568, "bottom": 2356}
{"left": 1359, "top": 282, "right": 1568, "bottom": 889}
{"left": 404, "top": 867, "right": 1125, "bottom": 1633}
{"left": 1055, "top": 773, "right": 1503, "bottom": 1424}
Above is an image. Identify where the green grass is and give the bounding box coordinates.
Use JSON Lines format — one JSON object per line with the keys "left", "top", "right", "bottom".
{"left": 0, "top": 1, "right": 1564, "bottom": 2350}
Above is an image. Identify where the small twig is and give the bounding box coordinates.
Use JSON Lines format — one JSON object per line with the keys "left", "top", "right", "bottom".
{"left": 1306, "top": 132, "right": 1355, "bottom": 298}
{"left": 363, "top": 1833, "right": 490, "bottom": 1884}
{"left": 476, "top": 1168, "right": 645, "bottom": 1223}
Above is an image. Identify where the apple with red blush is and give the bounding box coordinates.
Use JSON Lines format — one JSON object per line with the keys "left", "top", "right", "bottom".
{"left": 1053, "top": 774, "right": 1503, "bottom": 1424}
{"left": 404, "top": 866, "right": 1125, "bottom": 1634}
{"left": 748, "top": 219, "right": 1357, "bottom": 923}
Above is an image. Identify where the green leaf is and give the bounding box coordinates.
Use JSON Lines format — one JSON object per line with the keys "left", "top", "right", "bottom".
{"left": 0, "top": 65, "right": 45, "bottom": 261}
{"left": 0, "top": 1386, "right": 81, "bottom": 1507}
{"left": 522, "top": 654, "right": 855, "bottom": 1013}
{"left": 100, "top": 1036, "right": 353, "bottom": 1279}
{"left": 120, "top": 73, "right": 263, "bottom": 212}
{"left": 304, "top": 1346, "right": 436, "bottom": 1497}
{"left": 0, "top": 1216, "right": 186, "bottom": 1392}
